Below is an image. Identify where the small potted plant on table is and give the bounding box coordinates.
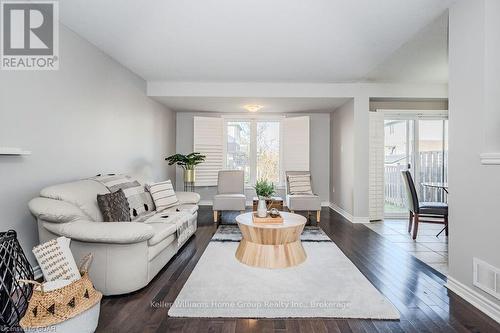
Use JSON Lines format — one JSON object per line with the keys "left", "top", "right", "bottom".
{"left": 254, "top": 179, "right": 276, "bottom": 218}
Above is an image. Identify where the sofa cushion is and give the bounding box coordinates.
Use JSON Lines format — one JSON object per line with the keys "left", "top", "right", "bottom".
{"left": 175, "top": 191, "right": 201, "bottom": 205}
{"left": 146, "top": 223, "right": 177, "bottom": 246}
{"left": 43, "top": 220, "right": 154, "bottom": 244}
{"left": 90, "top": 175, "right": 155, "bottom": 221}
{"left": 144, "top": 212, "right": 189, "bottom": 246}
{"left": 29, "top": 197, "right": 87, "bottom": 223}
{"left": 163, "top": 204, "right": 199, "bottom": 215}
{"left": 146, "top": 180, "right": 178, "bottom": 211}
{"left": 213, "top": 194, "right": 246, "bottom": 211}
{"left": 148, "top": 234, "right": 176, "bottom": 261}
{"left": 40, "top": 180, "right": 110, "bottom": 221}
{"left": 97, "top": 189, "right": 131, "bottom": 222}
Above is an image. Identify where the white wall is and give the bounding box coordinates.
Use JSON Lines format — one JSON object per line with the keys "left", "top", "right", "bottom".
{"left": 175, "top": 112, "right": 330, "bottom": 204}
{"left": 0, "top": 26, "right": 176, "bottom": 265}
{"left": 330, "top": 99, "right": 354, "bottom": 215}
{"left": 448, "top": 0, "right": 500, "bottom": 312}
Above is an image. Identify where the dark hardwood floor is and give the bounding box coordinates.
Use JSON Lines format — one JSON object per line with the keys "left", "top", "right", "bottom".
{"left": 96, "top": 206, "right": 500, "bottom": 333}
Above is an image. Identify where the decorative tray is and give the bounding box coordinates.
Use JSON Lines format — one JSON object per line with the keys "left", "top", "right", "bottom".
{"left": 252, "top": 212, "right": 284, "bottom": 224}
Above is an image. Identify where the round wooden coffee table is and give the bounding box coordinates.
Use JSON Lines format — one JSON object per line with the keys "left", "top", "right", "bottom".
{"left": 235, "top": 212, "right": 307, "bottom": 269}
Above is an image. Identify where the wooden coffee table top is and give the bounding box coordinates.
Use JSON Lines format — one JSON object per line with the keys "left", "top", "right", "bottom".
{"left": 235, "top": 211, "right": 306, "bottom": 229}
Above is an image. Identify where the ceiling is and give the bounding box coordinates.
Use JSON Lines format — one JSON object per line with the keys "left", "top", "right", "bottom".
{"left": 59, "top": 0, "right": 453, "bottom": 83}
{"left": 365, "top": 12, "right": 449, "bottom": 83}
{"left": 152, "top": 97, "right": 350, "bottom": 113}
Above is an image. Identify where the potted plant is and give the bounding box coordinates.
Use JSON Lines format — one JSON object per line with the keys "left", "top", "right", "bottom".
{"left": 254, "top": 179, "right": 276, "bottom": 217}
{"left": 165, "top": 152, "right": 206, "bottom": 183}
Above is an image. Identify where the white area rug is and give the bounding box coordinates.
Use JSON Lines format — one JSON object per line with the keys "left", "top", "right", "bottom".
{"left": 168, "top": 227, "right": 400, "bottom": 319}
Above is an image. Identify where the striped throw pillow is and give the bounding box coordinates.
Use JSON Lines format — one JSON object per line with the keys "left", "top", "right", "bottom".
{"left": 288, "top": 174, "right": 313, "bottom": 195}
{"left": 147, "top": 180, "right": 179, "bottom": 212}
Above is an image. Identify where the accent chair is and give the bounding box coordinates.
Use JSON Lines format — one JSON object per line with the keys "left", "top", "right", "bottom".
{"left": 212, "top": 170, "right": 246, "bottom": 223}
{"left": 401, "top": 170, "right": 448, "bottom": 239}
{"left": 285, "top": 171, "right": 321, "bottom": 223}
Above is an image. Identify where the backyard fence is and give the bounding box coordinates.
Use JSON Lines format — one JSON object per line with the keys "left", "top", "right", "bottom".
{"left": 385, "top": 151, "right": 447, "bottom": 210}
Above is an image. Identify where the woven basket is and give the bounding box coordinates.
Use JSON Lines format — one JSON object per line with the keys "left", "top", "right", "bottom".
{"left": 19, "top": 254, "right": 102, "bottom": 329}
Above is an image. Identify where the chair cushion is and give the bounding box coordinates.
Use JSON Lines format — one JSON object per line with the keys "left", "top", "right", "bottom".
{"left": 419, "top": 202, "right": 448, "bottom": 216}
{"left": 213, "top": 194, "right": 246, "bottom": 211}
{"left": 286, "top": 194, "right": 321, "bottom": 211}
{"left": 217, "top": 170, "right": 244, "bottom": 194}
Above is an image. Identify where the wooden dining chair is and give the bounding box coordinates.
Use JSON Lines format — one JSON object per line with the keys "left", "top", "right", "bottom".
{"left": 401, "top": 170, "right": 448, "bottom": 239}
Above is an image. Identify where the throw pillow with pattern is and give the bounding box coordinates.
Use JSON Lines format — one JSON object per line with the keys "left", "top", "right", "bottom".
{"left": 146, "top": 180, "right": 179, "bottom": 212}
{"left": 97, "top": 189, "right": 131, "bottom": 222}
{"left": 32, "top": 237, "right": 81, "bottom": 282}
{"left": 288, "top": 174, "right": 314, "bottom": 195}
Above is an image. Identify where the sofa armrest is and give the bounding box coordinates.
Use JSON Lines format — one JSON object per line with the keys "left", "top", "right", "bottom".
{"left": 176, "top": 191, "right": 201, "bottom": 204}
{"left": 29, "top": 197, "right": 87, "bottom": 223}
{"left": 42, "top": 220, "right": 154, "bottom": 244}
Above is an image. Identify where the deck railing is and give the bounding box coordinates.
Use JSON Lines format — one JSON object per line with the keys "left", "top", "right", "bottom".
{"left": 385, "top": 151, "right": 447, "bottom": 209}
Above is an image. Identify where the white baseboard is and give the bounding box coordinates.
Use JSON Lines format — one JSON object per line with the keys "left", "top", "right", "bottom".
{"left": 33, "top": 265, "right": 42, "bottom": 280}
{"left": 352, "top": 216, "right": 370, "bottom": 223}
{"left": 328, "top": 202, "right": 369, "bottom": 223}
{"left": 446, "top": 276, "right": 500, "bottom": 324}
{"left": 321, "top": 201, "right": 330, "bottom": 207}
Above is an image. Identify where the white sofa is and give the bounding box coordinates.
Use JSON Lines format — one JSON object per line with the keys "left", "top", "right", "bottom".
{"left": 28, "top": 178, "right": 200, "bottom": 296}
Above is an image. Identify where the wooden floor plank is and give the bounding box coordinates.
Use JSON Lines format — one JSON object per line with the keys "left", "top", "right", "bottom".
{"left": 96, "top": 206, "right": 500, "bottom": 333}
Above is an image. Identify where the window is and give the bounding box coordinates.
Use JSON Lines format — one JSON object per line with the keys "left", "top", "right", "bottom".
{"left": 224, "top": 118, "right": 282, "bottom": 185}
{"left": 226, "top": 121, "right": 251, "bottom": 183}
{"left": 257, "top": 121, "right": 280, "bottom": 184}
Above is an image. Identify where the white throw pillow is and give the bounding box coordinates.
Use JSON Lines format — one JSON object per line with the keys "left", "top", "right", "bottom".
{"left": 288, "top": 174, "right": 313, "bottom": 195}
{"left": 32, "top": 237, "right": 81, "bottom": 282}
{"left": 146, "top": 180, "right": 179, "bottom": 212}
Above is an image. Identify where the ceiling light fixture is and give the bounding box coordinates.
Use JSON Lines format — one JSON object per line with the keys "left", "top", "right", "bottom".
{"left": 243, "top": 104, "right": 263, "bottom": 112}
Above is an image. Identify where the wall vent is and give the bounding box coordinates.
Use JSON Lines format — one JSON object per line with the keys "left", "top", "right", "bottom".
{"left": 473, "top": 257, "right": 500, "bottom": 300}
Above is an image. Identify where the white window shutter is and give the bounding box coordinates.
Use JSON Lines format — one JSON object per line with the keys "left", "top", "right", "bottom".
{"left": 193, "top": 116, "right": 223, "bottom": 186}
{"left": 369, "top": 111, "right": 385, "bottom": 221}
{"left": 283, "top": 116, "right": 310, "bottom": 172}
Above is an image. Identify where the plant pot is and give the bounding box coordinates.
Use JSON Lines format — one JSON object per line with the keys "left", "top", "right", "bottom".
{"left": 257, "top": 199, "right": 268, "bottom": 218}
{"left": 184, "top": 169, "right": 195, "bottom": 183}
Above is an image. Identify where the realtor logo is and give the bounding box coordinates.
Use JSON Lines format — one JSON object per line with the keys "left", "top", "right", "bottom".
{"left": 1, "top": 1, "right": 59, "bottom": 70}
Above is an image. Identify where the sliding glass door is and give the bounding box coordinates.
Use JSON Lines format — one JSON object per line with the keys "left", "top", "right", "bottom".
{"left": 416, "top": 119, "right": 448, "bottom": 203}
{"left": 384, "top": 119, "right": 414, "bottom": 215}
{"left": 383, "top": 115, "right": 448, "bottom": 217}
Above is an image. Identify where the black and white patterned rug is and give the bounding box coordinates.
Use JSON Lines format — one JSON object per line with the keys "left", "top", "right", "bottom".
{"left": 211, "top": 225, "right": 332, "bottom": 242}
